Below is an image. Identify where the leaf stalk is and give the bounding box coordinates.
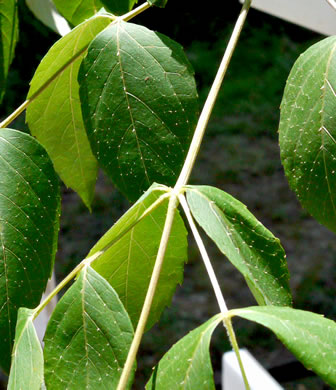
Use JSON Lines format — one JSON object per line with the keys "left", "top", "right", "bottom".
{"left": 175, "top": 0, "right": 252, "bottom": 189}
{"left": 117, "top": 194, "right": 179, "bottom": 390}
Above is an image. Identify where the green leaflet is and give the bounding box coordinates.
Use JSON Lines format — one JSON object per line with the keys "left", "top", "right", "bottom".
{"left": 186, "top": 186, "right": 291, "bottom": 307}
{"left": 89, "top": 184, "right": 188, "bottom": 330}
{"left": 279, "top": 36, "right": 336, "bottom": 232}
{"left": 146, "top": 314, "right": 222, "bottom": 390}
{"left": 79, "top": 20, "right": 198, "bottom": 201}
{"left": 0, "top": 129, "right": 60, "bottom": 373}
{"left": 0, "top": 0, "right": 18, "bottom": 102}
{"left": 232, "top": 306, "right": 336, "bottom": 387}
{"left": 53, "top": 0, "right": 104, "bottom": 26}
{"left": 26, "top": 15, "right": 111, "bottom": 209}
{"left": 7, "top": 308, "right": 43, "bottom": 390}
{"left": 44, "top": 266, "right": 134, "bottom": 390}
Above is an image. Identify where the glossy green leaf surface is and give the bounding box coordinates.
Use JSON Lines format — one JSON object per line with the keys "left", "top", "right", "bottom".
{"left": 233, "top": 306, "right": 336, "bottom": 387}
{"left": 0, "top": 129, "right": 60, "bottom": 373}
{"left": 44, "top": 266, "right": 134, "bottom": 390}
{"left": 7, "top": 308, "right": 43, "bottom": 390}
{"left": 53, "top": 0, "right": 104, "bottom": 26}
{"left": 90, "top": 184, "right": 187, "bottom": 330}
{"left": 279, "top": 36, "right": 336, "bottom": 232}
{"left": 146, "top": 314, "right": 222, "bottom": 389}
{"left": 26, "top": 15, "right": 111, "bottom": 209}
{"left": 186, "top": 186, "right": 291, "bottom": 306}
{"left": 0, "top": 0, "right": 18, "bottom": 102}
{"left": 79, "top": 20, "right": 198, "bottom": 201}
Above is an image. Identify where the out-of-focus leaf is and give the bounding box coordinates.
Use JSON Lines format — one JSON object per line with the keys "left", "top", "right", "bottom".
{"left": 0, "top": 0, "right": 18, "bottom": 102}
{"left": 25, "top": 0, "right": 71, "bottom": 36}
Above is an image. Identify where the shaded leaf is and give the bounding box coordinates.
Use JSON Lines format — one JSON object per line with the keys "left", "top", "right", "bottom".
{"left": 0, "top": 128, "right": 60, "bottom": 373}
{"left": 146, "top": 314, "right": 222, "bottom": 390}
{"left": 100, "top": 0, "right": 137, "bottom": 15}
{"left": 53, "top": 0, "right": 104, "bottom": 26}
{"left": 0, "top": 0, "right": 18, "bottom": 102}
{"left": 44, "top": 266, "right": 134, "bottom": 390}
{"left": 7, "top": 308, "right": 43, "bottom": 390}
{"left": 26, "top": 15, "right": 111, "bottom": 209}
{"left": 279, "top": 36, "right": 336, "bottom": 232}
{"left": 233, "top": 306, "right": 336, "bottom": 387}
{"left": 186, "top": 186, "right": 291, "bottom": 306}
{"left": 90, "top": 184, "right": 187, "bottom": 330}
{"left": 25, "top": 0, "right": 71, "bottom": 36}
{"left": 79, "top": 20, "right": 198, "bottom": 201}
{"left": 147, "top": 0, "right": 168, "bottom": 8}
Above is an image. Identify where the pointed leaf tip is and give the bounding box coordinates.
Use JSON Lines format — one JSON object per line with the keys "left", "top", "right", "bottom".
{"left": 44, "top": 266, "right": 135, "bottom": 389}
{"left": 186, "top": 185, "right": 292, "bottom": 307}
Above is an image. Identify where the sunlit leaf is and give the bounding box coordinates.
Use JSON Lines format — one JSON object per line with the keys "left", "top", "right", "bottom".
{"left": 44, "top": 266, "right": 134, "bottom": 390}
{"left": 79, "top": 20, "right": 198, "bottom": 201}
{"left": 90, "top": 184, "right": 188, "bottom": 330}
{"left": 186, "top": 185, "right": 291, "bottom": 306}
{"left": 0, "top": 129, "right": 60, "bottom": 373}
{"left": 26, "top": 15, "right": 111, "bottom": 209}
{"left": 146, "top": 314, "right": 222, "bottom": 389}
{"left": 279, "top": 36, "right": 336, "bottom": 232}
{"left": 7, "top": 308, "right": 43, "bottom": 390}
{"left": 233, "top": 306, "right": 336, "bottom": 387}
{"left": 0, "top": 0, "right": 18, "bottom": 102}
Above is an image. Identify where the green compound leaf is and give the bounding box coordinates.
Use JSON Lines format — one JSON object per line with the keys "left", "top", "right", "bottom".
{"left": 26, "top": 15, "right": 111, "bottom": 209}
{"left": 0, "top": 0, "right": 19, "bottom": 102}
{"left": 53, "top": 0, "right": 104, "bottom": 26}
{"left": 279, "top": 36, "right": 336, "bottom": 233}
{"left": 44, "top": 266, "right": 134, "bottom": 390}
{"left": 79, "top": 20, "right": 198, "bottom": 201}
{"left": 0, "top": 128, "right": 60, "bottom": 373}
{"left": 89, "top": 184, "right": 187, "bottom": 330}
{"left": 7, "top": 308, "right": 43, "bottom": 390}
{"left": 146, "top": 314, "right": 222, "bottom": 390}
{"left": 232, "top": 306, "right": 336, "bottom": 388}
{"left": 186, "top": 186, "right": 291, "bottom": 307}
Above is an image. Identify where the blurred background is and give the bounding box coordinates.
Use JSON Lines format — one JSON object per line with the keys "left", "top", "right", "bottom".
{"left": 1, "top": 0, "right": 335, "bottom": 388}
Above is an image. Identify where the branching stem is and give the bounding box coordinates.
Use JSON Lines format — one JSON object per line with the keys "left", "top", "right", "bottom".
{"left": 175, "top": 0, "right": 252, "bottom": 189}
{"left": 224, "top": 316, "right": 251, "bottom": 390}
{"left": 117, "top": 194, "right": 179, "bottom": 390}
{"left": 179, "top": 194, "right": 228, "bottom": 314}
